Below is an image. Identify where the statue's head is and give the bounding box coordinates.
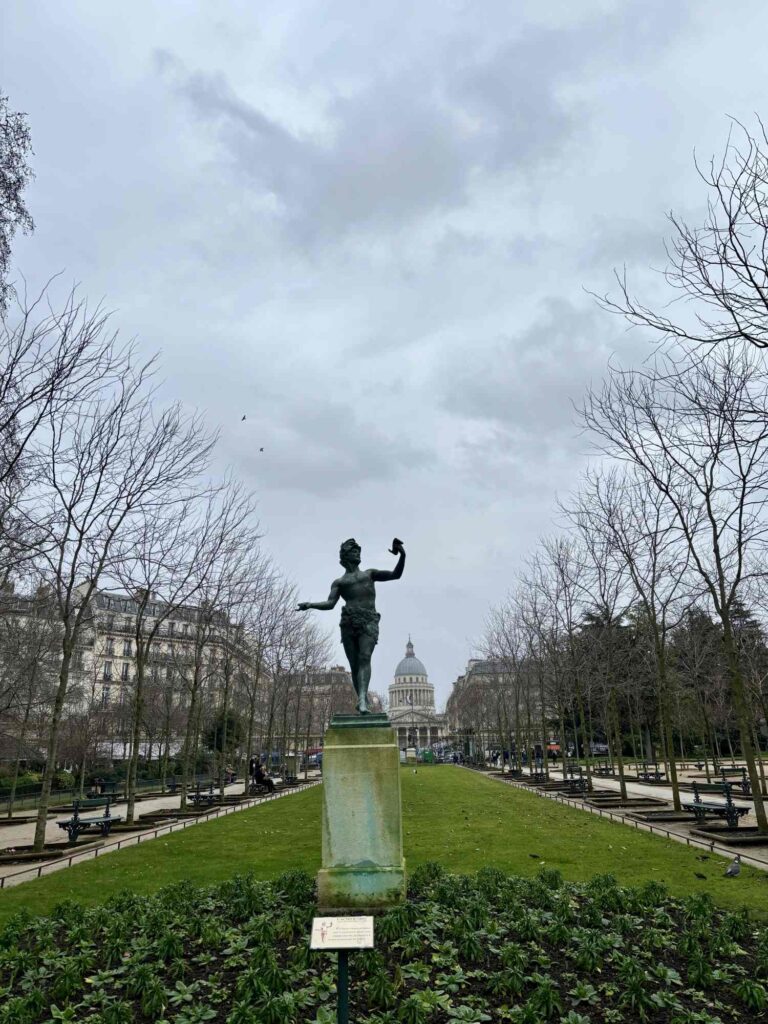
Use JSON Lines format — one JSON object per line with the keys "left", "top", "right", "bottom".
{"left": 339, "top": 538, "right": 361, "bottom": 571}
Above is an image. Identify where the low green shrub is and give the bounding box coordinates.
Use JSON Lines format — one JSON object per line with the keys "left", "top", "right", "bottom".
{"left": 1, "top": 864, "right": 767, "bottom": 1023}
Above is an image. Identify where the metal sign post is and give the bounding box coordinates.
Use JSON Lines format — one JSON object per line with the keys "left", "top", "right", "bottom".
{"left": 337, "top": 949, "right": 349, "bottom": 1024}
{"left": 311, "top": 916, "right": 374, "bottom": 1024}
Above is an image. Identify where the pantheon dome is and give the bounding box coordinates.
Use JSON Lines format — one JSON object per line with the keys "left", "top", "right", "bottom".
{"left": 388, "top": 639, "right": 447, "bottom": 750}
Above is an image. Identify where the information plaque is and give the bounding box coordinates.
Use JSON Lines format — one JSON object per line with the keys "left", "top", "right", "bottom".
{"left": 311, "top": 916, "right": 374, "bottom": 950}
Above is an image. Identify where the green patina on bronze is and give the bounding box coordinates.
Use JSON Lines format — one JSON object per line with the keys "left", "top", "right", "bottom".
{"left": 297, "top": 538, "right": 405, "bottom": 714}
{"left": 298, "top": 536, "right": 407, "bottom": 910}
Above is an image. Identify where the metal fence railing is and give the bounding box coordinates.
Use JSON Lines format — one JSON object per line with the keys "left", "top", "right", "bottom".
{"left": 0, "top": 779, "right": 321, "bottom": 890}
{"left": 0, "top": 775, "right": 220, "bottom": 815}
{"left": 470, "top": 766, "right": 768, "bottom": 875}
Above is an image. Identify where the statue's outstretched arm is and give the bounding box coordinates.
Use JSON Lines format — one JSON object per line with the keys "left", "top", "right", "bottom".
{"left": 371, "top": 541, "right": 405, "bottom": 582}
{"left": 297, "top": 580, "right": 341, "bottom": 612}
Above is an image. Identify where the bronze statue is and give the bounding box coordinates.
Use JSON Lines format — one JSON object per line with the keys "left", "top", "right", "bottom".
{"left": 297, "top": 538, "right": 406, "bottom": 714}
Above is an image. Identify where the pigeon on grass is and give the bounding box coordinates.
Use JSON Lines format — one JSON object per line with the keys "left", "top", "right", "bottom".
{"left": 724, "top": 854, "right": 741, "bottom": 878}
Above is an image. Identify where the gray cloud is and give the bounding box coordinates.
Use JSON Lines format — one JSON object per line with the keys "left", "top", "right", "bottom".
{"left": 229, "top": 396, "right": 431, "bottom": 496}
{"left": 441, "top": 298, "right": 612, "bottom": 432}
{"left": 4, "top": 0, "right": 768, "bottom": 701}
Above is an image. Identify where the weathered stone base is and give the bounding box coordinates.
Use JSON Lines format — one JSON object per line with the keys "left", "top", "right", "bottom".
{"left": 318, "top": 715, "right": 406, "bottom": 914}
{"left": 317, "top": 863, "right": 406, "bottom": 914}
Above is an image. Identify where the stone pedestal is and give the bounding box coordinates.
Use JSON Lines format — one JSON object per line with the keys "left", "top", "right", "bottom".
{"left": 317, "top": 714, "right": 406, "bottom": 913}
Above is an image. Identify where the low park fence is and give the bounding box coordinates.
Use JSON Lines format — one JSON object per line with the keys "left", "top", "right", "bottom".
{"left": 0, "top": 779, "right": 321, "bottom": 891}
{"left": 0, "top": 775, "right": 220, "bottom": 815}
{"left": 472, "top": 768, "right": 768, "bottom": 875}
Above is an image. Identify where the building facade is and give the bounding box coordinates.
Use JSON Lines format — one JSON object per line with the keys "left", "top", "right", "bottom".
{"left": 446, "top": 657, "right": 543, "bottom": 761}
{"left": 387, "top": 639, "right": 446, "bottom": 750}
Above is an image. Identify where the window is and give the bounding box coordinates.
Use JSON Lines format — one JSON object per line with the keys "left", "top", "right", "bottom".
{"left": 105, "top": 615, "right": 115, "bottom": 631}
{"left": 121, "top": 662, "right": 130, "bottom": 681}
{"left": 105, "top": 638, "right": 114, "bottom": 656}
{"left": 103, "top": 661, "right": 112, "bottom": 680}
{"left": 101, "top": 686, "right": 110, "bottom": 707}
{"left": 168, "top": 621, "right": 175, "bottom": 636}
{"left": 123, "top": 640, "right": 132, "bottom": 657}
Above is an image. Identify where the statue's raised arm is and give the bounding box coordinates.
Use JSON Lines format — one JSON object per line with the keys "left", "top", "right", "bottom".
{"left": 296, "top": 537, "right": 405, "bottom": 714}
{"left": 370, "top": 538, "right": 405, "bottom": 582}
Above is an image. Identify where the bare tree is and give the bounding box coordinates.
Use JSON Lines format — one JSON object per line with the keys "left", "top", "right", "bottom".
{"left": 23, "top": 345, "right": 214, "bottom": 850}
{"left": 0, "top": 93, "right": 34, "bottom": 315}
{"left": 0, "top": 579, "right": 59, "bottom": 814}
{"left": 238, "top": 572, "right": 291, "bottom": 793}
{"left": 566, "top": 469, "right": 694, "bottom": 807}
{"left": 113, "top": 476, "right": 266, "bottom": 824}
{"left": 174, "top": 483, "right": 259, "bottom": 809}
{"left": 599, "top": 119, "right": 768, "bottom": 350}
{"left": 584, "top": 342, "right": 768, "bottom": 829}
{"left": 0, "top": 289, "right": 130, "bottom": 583}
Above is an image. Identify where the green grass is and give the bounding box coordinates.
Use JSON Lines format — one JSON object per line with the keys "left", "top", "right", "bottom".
{"left": 1, "top": 767, "right": 766, "bottom": 926}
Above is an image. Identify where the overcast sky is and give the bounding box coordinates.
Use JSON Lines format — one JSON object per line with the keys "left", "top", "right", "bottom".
{"left": 4, "top": 1, "right": 768, "bottom": 706}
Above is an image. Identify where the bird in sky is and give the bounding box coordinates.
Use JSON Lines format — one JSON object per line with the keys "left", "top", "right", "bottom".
{"left": 259, "top": 447, "right": 264, "bottom": 452}
{"left": 241, "top": 415, "right": 246, "bottom": 421}
{"left": 724, "top": 854, "right": 741, "bottom": 877}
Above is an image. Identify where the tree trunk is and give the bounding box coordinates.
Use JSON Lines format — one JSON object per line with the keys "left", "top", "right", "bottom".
{"left": 610, "top": 689, "right": 627, "bottom": 801}
{"left": 575, "top": 685, "right": 593, "bottom": 792}
{"left": 699, "top": 699, "right": 713, "bottom": 782}
{"left": 126, "top": 653, "right": 147, "bottom": 825}
{"left": 33, "top": 646, "right": 73, "bottom": 851}
{"left": 7, "top": 699, "right": 32, "bottom": 819}
{"left": 657, "top": 659, "right": 682, "bottom": 811}
{"left": 179, "top": 668, "right": 202, "bottom": 810}
{"left": 721, "top": 619, "right": 768, "bottom": 830}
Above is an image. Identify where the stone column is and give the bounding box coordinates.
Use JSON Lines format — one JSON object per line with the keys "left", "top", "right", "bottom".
{"left": 317, "top": 713, "right": 406, "bottom": 913}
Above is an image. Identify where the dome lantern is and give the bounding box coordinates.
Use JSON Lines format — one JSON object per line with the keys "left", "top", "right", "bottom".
{"left": 394, "top": 638, "right": 428, "bottom": 679}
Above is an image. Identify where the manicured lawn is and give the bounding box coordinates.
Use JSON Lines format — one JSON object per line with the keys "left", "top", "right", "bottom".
{"left": 1, "top": 767, "right": 766, "bottom": 926}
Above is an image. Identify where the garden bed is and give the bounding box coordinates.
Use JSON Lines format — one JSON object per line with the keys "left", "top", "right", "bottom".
{"left": 586, "top": 796, "right": 667, "bottom": 808}
{"left": 626, "top": 810, "right": 701, "bottom": 824}
{"left": 1, "top": 864, "right": 767, "bottom": 1023}
{"left": 691, "top": 825, "right": 768, "bottom": 847}
{"left": 0, "top": 841, "right": 105, "bottom": 865}
{"left": 104, "top": 822, "right": 164, "bottom": 835}
{"left": 137, "top": 808, "right": 216, "bottom": 821}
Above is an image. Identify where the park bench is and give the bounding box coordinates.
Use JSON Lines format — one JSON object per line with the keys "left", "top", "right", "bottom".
{"left": 76, "top": 796, "right": 111, "bottom": 809}
{"left": 86, "top": 781, "right": 118, "bottom": 798}
{"left": 593, "top": 763, "right": 616, "bottom": 777}
{"left": 561, "top": 767, "right": 587, "bottom": 794}
{"left": 684, "top": 781, "right": 730, "bottom": 796}
{"left": 636, "top": 762, "right": 666, "bottom": 782}
{"left": 57, "top": 799, "right": 122, "bottom": 845}
{"left": 189, "top": 785, "right": 219, "bottom": 806}
{"left": 719, "top": 767, "right": 751, "bottom": 795}
{"left": 683, "top": 782, "right": 750, "bottom": 829}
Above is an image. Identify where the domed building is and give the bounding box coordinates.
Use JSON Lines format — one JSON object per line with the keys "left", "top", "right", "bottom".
{"left": 388, "top": 639, "right": 447, "bottom": 750}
